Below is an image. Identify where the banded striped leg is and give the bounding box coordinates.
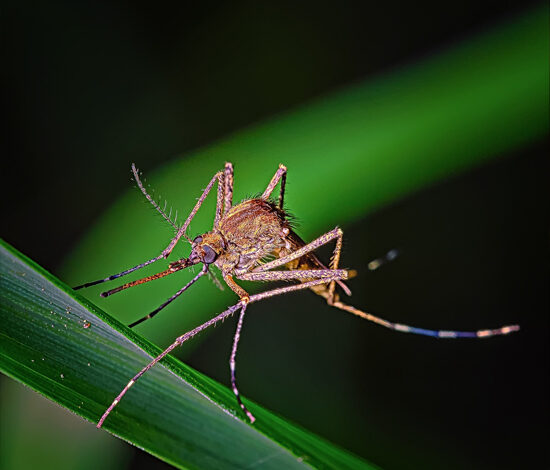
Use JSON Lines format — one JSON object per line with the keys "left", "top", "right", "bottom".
{"left": 73, "top": 253, "right": 165, "bottom": 290}
{"left": 252, "top": 228, "right": 518, "bottom": 339}
{"left": 331, "top": 301, "right": 520, "bottom": 338}
{"left": 261, "top": 164, "right": 287, "bottom": 209}
{"left": 251, "top": 270, "right": 519, "bottom": 339}
{"left": 229, "top": 303, "right": 255, "bottom": 422}
{"left": 97, "top": 276, "right": 343, "bottom": 428}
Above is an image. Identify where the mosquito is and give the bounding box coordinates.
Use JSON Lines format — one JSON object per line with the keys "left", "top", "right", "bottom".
{"left": 74, "top": 162, "right": 520, "bottom": 428}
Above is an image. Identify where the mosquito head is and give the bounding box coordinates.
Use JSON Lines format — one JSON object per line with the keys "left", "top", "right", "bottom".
{"left": 190, "top": 232, "right": 225, "bottom": 266}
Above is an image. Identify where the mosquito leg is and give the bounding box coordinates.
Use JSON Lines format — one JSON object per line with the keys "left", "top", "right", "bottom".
{"left": 100, "top": 258, "right": 191, "bottom": 298}
{"left": 253, "top": 228, "right": 342, "bottom": 273}
{"left": 278, "top": 169, "right": 287, "bottom": 210}
{"left": 261, "top": 164, "right": 287, "bottom": 208}
{"left": 127, "top": 265, "right": 209, "bottom": 328}
{"left": 223, "top": 162, "right": 234, "bottom": 214}
{"left": 327, "top": 227, "right": 346, "bottom": 303}
{"left": 229, "top": 303, "right": 255, "bottom": 422}
{"left": 73, "top": 254, "right": 164, "bottom": 290}
{"left": 238, "top": 268, "right": 347, "bottom": 283}
{"left": 225, "top": 270, "right": 343, "bottom": 424}
{"left": 244, "top": 268, "right": 519, "bottom": 339}
{"left": 97, "top": 300, "right": 245, "bottom": 428}
{"left": 250, "top": 227, "right": 351, "bottom": 297}
{"left": 97, "top": 277, "right": 336, "bottom": 428}
{"left": 164, "top": 169, "right": 224, "bottom": 257}
{"left": 247, "top": 228, "right": 518, "bottom": 339}
{"left": 214, "top": 169, "right": 225, "bottom": 228}
{"left": 248, "top": 277, "right": 345, "bottom": 302}
{"left": 368, "top": 249, "right": 400, "bottom": 271}
{"left": 262, "top": 231, "right": 518, "bottom": 338}
{"left": 318, "top": 240, "right": 518, "bottom": 338}
{"left": 148, "top": 164, "right": 226, "bottom": 253}
{"left": 330, "top": 300, "right": 520, "bottom": 338}
{"left": 223, "top": 274, "right": 250, "bottom": 302}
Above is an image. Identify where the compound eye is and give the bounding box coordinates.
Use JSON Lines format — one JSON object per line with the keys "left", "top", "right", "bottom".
{"left": 202, "top": 245, "right": 218, "bottom": 264}
{"left": 193, "top": 235, "right": 203, "bottom": 244}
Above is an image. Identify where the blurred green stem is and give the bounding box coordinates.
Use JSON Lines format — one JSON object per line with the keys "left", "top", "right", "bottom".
{"left": 62, "top": 4, "right": 548, "bottom": 344}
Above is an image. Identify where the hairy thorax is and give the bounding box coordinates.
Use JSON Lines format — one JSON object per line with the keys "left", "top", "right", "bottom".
{"left": 214, "top": 199, "right": 291, "bottom": 273}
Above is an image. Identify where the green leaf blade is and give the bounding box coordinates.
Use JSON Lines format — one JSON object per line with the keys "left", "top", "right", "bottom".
{"left": 0, "top": 239, "right": 376, "bottom": 470}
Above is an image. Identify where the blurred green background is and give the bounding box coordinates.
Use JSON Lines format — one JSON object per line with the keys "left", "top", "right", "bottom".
{"left": 2, "top": 2, "right": 548, "bottom": 469}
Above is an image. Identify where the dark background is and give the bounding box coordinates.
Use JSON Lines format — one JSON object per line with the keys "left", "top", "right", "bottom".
{"left": 2, "top": 2, "right": 548, "bottom": 469}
